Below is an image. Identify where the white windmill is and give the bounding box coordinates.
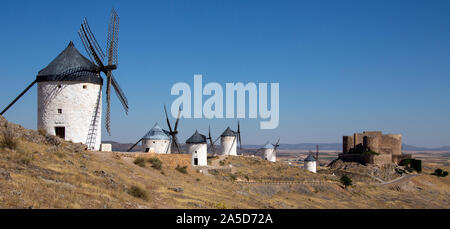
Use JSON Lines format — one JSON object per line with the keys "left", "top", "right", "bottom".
{"left": 186, "top": 130, "right": 208, "bottom": 166}
{"left": 258, "top": 138, "right": 280, "bottom": 162}
{"left": 0, "top": 9, "right": 128, "bottom": 151}
{"left": 139, "top": 123, "right": 171, "bottom": 153}
{"left": 220, "top": 121, "right": 242, "bottom": 156}
{"left": 304, "top": 153, "right": 317, "bottom": 173}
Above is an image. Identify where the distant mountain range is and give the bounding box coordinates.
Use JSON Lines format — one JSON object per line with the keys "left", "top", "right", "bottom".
{"left": 103, "top": 141, "right": 450, "bottom": 152}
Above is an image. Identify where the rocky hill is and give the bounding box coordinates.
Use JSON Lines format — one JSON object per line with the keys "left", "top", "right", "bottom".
{"left": 1, "top": 115, "right": 449, "bottom": 209}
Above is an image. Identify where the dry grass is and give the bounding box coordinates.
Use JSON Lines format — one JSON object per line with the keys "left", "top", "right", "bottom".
{"left": 0, "top": 133, "right": 449, "bottom": 208}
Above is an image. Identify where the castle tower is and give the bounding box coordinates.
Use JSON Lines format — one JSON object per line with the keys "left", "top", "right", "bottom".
{"left": 262, "top": 142, "right": 276, "bottom": 162}
{"left": 141, "top": 123, "right": 171, "bottom": 153}
{"left": 304, "top": 154, "right": 317, "bottom": 173}
{"left": 37, "top": 42, "right": 102, "bottom": 150}
{"left": 186, "top": 130, "right": 207, "bottom": 166}
{"left": 220, "top": 127, "right": 237, "bottom": 156}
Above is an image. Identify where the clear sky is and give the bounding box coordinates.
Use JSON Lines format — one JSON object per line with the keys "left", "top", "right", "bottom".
{"left": 1, "top": 0, "right": 449, "bottom": 147}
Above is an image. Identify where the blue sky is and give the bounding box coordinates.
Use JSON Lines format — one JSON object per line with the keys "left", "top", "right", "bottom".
{"left": 1, "top": 0, "right": 449, "bottom": 147}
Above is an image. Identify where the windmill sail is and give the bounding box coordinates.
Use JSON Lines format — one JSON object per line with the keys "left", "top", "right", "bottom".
{"left": 78, "top": 8, "right": 128, "bottom": 136}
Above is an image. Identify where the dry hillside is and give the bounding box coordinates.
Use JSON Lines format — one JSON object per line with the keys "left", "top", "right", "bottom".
{"left": 0, "top": 115, "right": 449, "bottom": 209}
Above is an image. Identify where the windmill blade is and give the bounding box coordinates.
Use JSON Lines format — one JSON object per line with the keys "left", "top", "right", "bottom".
{"left": 164, "top": 104, "right": 173, "bottom": 133}
{"left": 82, "top": 18, "right": 105, "bottom": 61}
{"left": 128, "top": 138, "right": 143, "bottom": 152}
{"left": 237, "top": 120, "right": 242, "bottom": 149}
{"left": 273, "top": 138, "right": 280, "bottom": 151}
{"left": 110, "top": 73, "right": 129, "bottom": 114}
{"left": 107, "top": 8, "right": 119, "bottom": 66}
{"left": 172, "top": 135, "right": 182, "bottom": 154}
{"left": 80, "top": 22, "right": 104, "bottom": 68}
{"left": 165, "top": 138, "right": 171, "bottom": 154}
{"left": 208, "top": 126, "right": 216, "bottom": 154}
{"left": 78, "top": 31, "right": 94, "bottom": 62}
{"left": 105, "top": 73, "right": 112, "bottom": 135}
{"left": 1, "top": 79, "right": 37, "bottom": 116}
{"left": 174, "top": 106, "right": 181, "bottom": 131}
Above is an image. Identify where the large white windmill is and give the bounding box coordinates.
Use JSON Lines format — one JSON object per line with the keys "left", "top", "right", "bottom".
{"left": 0, "top": 9, "right": 129, "bottom": 151}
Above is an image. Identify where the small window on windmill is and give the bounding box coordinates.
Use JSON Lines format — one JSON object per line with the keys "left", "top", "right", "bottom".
{"left": 57, "top": 109, "right": 62, "bottom": 114}
{"left": 83, "top": 85, "right": 87, "bottom": 89}
{"left": 58, "top": 84, "right": 62, "bottom": 88}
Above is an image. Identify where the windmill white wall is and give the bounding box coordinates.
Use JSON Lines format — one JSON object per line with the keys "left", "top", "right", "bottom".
{"left": 221, "top": 136, "right": 237, "bottom": 156}
{"left": 142, "top": 139, "right": 170, "bottom": 154}
{"left": 188, "top": 143, "right": 207, "bottom": 166}
{"left": 37, "top": 81, "right": 102, "bottom": 150}
{"left": 264, "top": 148, "right": 276, "bottom": 162}
{"left": 304, "top": 161, "right": 316, "bottom": 173}
{"left": 304, "top": 154, "right": 317, "bottom": 173}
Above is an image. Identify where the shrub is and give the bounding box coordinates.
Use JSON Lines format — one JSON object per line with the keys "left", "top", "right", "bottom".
{"left": 0, "top": 130, "right": 17, "bottom": 150}
{"left": 216, "top": 202, "right": 227, "bottom": 209}
{"left": 411, "top": 159, "right": 422, "bottom": 173}
{"left": 340, "top": 175, "right": 352, "bottom": 189}
{"left": 432, "top": 168, "right": 449, "bottom": 177}
{"left": 363, "top": 150, "right": 379, "bottom": 156}
{"left": 133, "top": 157, "right": 146, "bottom": 167}
{"left": 399, "top": 159, "right": 413, "bottom": 167}
{"left": 38, "top": 128, "right": 47, "bottom": 136}
{"left": 128, "top": 185, "right": 148, "bottom": 200}
{"left": 175, "top": 165, "right": 188, "bottom": 174}
{"left": 229, "top": 174, "right": 237, "bottom": 181}
{"left": 400, "top": 159, "right": 422, "bottom": 173}
{"left": 148, "top": 157, "right": 162, "bottom": 170}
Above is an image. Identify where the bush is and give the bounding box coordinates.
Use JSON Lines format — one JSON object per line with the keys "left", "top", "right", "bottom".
{"left": 340, "top": 175, "right": 352, "bottom": 189}
{"left": 432, "top": 168, "right": 449, "bottom": 177}
{"left": 38, "top": 128, "right": 47, "bottom": 136}
{"left": 363, "top": 150, "right": 379, "bottom": 156}
{"left": 175, "top": 165, "right": 188, "bottom": 174}
{"left": 399, "top": 159, "right": 422, "bottom": 173}
{"left": 411, "top": 159, "right": 422, "bottom": 173}
{"left": 128, "top": 185, "right": 148, "bottom": 200}
{"left": 133, "top": 157, "right": 146, "bottom": 167}
{"left": 148, "top": 157, "right": 162, "bottom": 170}
{"left": 0, "top": 130, "right": 17, "bottom": 150}
{"left": 216, "top": 202, "right": 227, "bottom": 209}
{"left": 229, "top": 174, "right": 237, "bottom": 181}
{"left": 399, "top": 159, "right": 413, "bottom": 167}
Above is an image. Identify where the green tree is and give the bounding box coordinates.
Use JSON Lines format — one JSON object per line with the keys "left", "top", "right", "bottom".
{"left": 340, "top": 175, "right": 352, "bottom": 189}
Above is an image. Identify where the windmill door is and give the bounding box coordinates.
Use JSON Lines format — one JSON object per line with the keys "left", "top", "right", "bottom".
{"left": 55, "top": 127, "right": 65, "bottom": 139}
{"left": 194, "top": 158, "right": 198, "bottom": 166}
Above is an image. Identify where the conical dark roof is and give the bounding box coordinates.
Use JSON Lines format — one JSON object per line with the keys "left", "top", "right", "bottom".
{"left": 36, "top": 41, "right": 102, "bottom": 84}
{"left": 186, "top": 130, "right": 207, "bottom": 144}
{"left": 304, "top": 154, "right": 316, "bottom": 162}
{"left": 221, "top": 127, "right": 237, "bottom": 137}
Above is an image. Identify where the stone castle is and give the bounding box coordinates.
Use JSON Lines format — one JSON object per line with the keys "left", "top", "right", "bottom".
{"left": 339, "top": 131, "right": 410, "bottom": 165}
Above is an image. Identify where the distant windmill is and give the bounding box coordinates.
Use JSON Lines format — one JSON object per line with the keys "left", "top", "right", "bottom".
{"left": 186, "top": 130, "right": 208, "bottom": 166}
{"left": 219, "top": 121, "right": 242, "bottom": 156}
{"left": 257, "top": 138, "right": 280, "bottom": 162}
{"left": 127, "top": 123, "right": 171, "bottom": 153}
{"left": 164, "top": 104, "right": 182, "bottom": 154}
{"left": 0, "top": 9, "right": 128, "bottom": 151}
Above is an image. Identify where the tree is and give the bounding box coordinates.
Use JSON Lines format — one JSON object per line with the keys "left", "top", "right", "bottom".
{"left": 340, "top": 175, "right": 352, "bottom": 189}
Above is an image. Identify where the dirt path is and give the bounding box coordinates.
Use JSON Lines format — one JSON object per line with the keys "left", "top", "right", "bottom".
{"left": 376, "top": 174, "right": 419, "bottom": 185}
